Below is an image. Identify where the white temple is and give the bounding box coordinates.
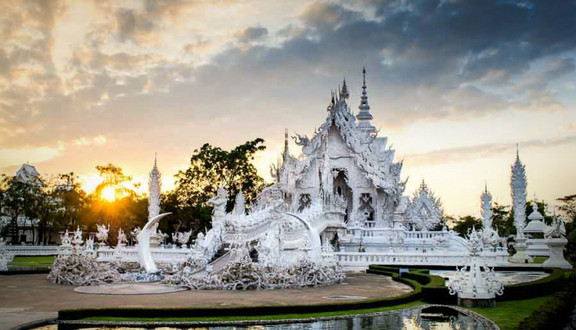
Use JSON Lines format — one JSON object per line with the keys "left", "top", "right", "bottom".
{"left": 89, "top": 70, "right": 573, "bottom": 277}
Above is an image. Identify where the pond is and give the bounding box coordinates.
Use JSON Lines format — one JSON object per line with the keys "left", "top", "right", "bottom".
{"left": 34, "top": 306, "right": 492, "bottom": 330}
{"left": 429, "top": 270, "right": 548, "bottom": 286}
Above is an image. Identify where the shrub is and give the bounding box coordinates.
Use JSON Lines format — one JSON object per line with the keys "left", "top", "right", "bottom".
{"left": 517, "top": 272, "right": 576, "bottom": 330}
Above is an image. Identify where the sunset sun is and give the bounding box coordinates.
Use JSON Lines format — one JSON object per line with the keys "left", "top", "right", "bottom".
{"left": 100, "top": 186, "right": 116, "bottom": 202}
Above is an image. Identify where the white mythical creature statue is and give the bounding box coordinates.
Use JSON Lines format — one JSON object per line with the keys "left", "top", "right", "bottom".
{"left": 188, "top": 188, "right": 228, "bottom": 262}
{"left": 84, "top": 237, "right": 95, "bottom": 251}
{"left": 545, "top": 214, "right": 566, "bottom": 239}
{"left": 60, "top": 229, "right": 72, "bottom": 254}
{"left": 208, "top": 187, "right": 227, "bottom": 223}
{"left": 257, "top": 223, "right": 281, "bottom": 266}
{"left": 173, "top": 231, "right": 193, "bottom": 247}
{"left": 131, "top": 227, "right": 141, "bottom": 243}
{"left": 72, "top": 227, "right": 83, "bottom": 246}
{"left": 96, "top": 224, "right": 110, "bottom": 244}
{"left": 117, "top": 229, "right": 127, "bottom": 247}
{"left": 232, "top": 190, "right": 246, "bottom": 215}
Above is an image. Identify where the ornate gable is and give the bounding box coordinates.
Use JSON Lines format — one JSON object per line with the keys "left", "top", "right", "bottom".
{"left": 405, "top": 181, "right": 443, "bottom": 230}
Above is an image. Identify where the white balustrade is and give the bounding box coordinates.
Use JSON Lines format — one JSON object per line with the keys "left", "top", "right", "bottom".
{"left": 5, "top": 245, "right": 60, "bottom": 256}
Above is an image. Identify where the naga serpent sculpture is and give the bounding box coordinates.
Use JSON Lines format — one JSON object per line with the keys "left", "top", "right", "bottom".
{"left": 285, "top": 212, "right": 322, "bottom": 262}
{"left": 137, "top": 212, "right": 171, "bottom": 273}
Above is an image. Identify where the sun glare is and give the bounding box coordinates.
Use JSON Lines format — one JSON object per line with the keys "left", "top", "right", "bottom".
{"left": 101, "top": 186, "right": 116, "bottom": 202}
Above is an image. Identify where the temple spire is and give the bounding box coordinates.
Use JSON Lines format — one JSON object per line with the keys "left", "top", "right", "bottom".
{"left": 356, "top": 67, "right": 376, "bottom": 134}
{"left": 340, "top": 78, "right": 349, "bottom": 99}
{"left": 148, "top": 154, "right": 162, "bottom": 221}
{"left": 481, "top": 184, "right": 493, "bottom": 229}
{"left": 283, "top": 128, "right": 289, "bottom": 161}
{"left": 511, "top": 146, "right": 527, "bottom": 238}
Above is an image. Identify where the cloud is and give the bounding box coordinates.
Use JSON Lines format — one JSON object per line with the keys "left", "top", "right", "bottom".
{"left": 402, "top": 136, "right": 576, "bottom": 167}
{"left": 1, "top": 0, "right": 576, "bottom": 177}
{"left": 235, "top": 26, "right": 268, "bottom": 43}
{"left": 300, "top": 2, "right": 361, "bottom": 30}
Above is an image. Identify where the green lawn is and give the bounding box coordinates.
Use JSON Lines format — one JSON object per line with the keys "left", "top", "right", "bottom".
{"left": 531, "top": 256, "right": 549, "bottom": 264}
{"left": 467, "top": 294, "right": 556, "bottom": 330}
{"left": 8, "top": 255, "right": 55, "bottom": 269}
{"left": 83, "top": 301, "right": 426, "bottom": 322}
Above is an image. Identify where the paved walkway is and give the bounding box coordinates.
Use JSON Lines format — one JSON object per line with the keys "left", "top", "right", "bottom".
{"left": 0, "top": 272, "right": 411, "bottom": 329}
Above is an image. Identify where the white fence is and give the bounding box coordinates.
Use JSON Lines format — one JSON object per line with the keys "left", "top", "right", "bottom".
{"left": 336, "top": 250, "right": 510, "bottom": 270}
{"left": 96, "top": 246, "right": 190, "bottom": 264}
{"left": 5, "top": 245, "right": 59, "bottom": 256}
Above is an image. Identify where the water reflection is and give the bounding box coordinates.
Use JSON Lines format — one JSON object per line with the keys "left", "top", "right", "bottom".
{"left": 41, "top": 307, "right": 485, "bottom": 330}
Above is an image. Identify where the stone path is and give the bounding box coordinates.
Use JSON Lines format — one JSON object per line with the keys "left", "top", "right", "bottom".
{"left": 0, "top": 272, "right": 412, "bottom": 329}
{"left": 74, "top": 283, "right": 187, "bottom": 295}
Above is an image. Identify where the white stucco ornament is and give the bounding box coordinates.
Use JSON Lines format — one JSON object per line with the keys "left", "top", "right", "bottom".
{"left": 449, "top": 228, "right": 504, "bottom": 305}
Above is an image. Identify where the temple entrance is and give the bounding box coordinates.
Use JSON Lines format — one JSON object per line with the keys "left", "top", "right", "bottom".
{"left": 332, "top": 169, "right": 352, "bottom": 223}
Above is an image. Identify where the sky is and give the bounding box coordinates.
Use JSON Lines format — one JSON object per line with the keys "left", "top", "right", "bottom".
{"left": 1, "top": 0, "right": 575, "bottom": 217}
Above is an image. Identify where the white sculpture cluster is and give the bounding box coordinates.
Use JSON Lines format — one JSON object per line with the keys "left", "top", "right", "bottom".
{"left": 448, "top": 228, "right": 504, "bottom": 304}
{"left": 48, "top": 227, "right": 124, "bottom": 285}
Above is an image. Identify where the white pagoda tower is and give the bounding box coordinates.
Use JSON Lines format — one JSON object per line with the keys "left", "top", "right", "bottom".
{"left": 509, "top": 147, "right": 532, "bottom": 263}
{"left": 480, "top": 185, "right": 493, "bottom": 230}
{"left": 148, "top": 154, "right": 162, "bottom": 247}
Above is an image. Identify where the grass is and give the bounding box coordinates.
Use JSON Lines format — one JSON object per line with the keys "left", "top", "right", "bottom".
{"left": 532, "top": 256, "right": 549, "bottom": 264}
{"left": 467, "top": 294, "right": 557, "bottom": 330}
{"left": 8, "top": 255, "right": 55, "bottom": 268}
{"left": 82, "top": 301, "right": 426, "bottom": 322}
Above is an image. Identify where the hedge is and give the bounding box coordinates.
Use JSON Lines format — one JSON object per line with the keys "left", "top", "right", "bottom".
{"left": 368, "top": 264, "right": 566, "bottom": 303}
{"left": 368, "top": 265, "right": 453, "bottom": 304}
{"left": 498, "top": 268, "right": 565, "bottom": 301}
{"left": 517, "top": 272, "right": 576, "bottom": 330}
{"left": 59, "top": 273, "right": 422, "bottom": 321}
{"left": 0, "top": 269, "right": 50, "bottom": 275}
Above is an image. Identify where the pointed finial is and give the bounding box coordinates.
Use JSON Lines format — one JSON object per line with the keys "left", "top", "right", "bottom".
{"left": 357, "top": 67, "right": 375, "bottom": 133}
{"left": 516, "top": 143, "right": 519, "bottom": 159}
{"left": 341, "top": 78, "right": 349, "bottom": 99}
{"left": 283, "top": 128, "right": 289, "bottom": 160}
{"left": 154, "top": 152, "right": 157, "bottom": 167}
{"left": 484, "top": 181, "right": 488, "bottom": 193}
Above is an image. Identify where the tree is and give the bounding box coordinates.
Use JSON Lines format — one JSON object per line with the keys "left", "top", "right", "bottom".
{"left": 452, "top": 215, "right": 482, "bottom": 238}
{"left": 160, "top": 190, "right": 212, "bottom": 241}
{"left": 557, "top": 194, "right": 576, "bottom": 266}
{"left": 175, "top": 138, "right": 267, "bottom": 211}
{"left": 0, "top": 174, "right": 43, "bottom": 243}
{"left": 557, "top": 194, "right": 576, "bottom": 223}
{"left": 491, "top": 202, "right": 515, "bottom": 238}
{"left": 169, "top": 139, "right": 267, "bottom": 236}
